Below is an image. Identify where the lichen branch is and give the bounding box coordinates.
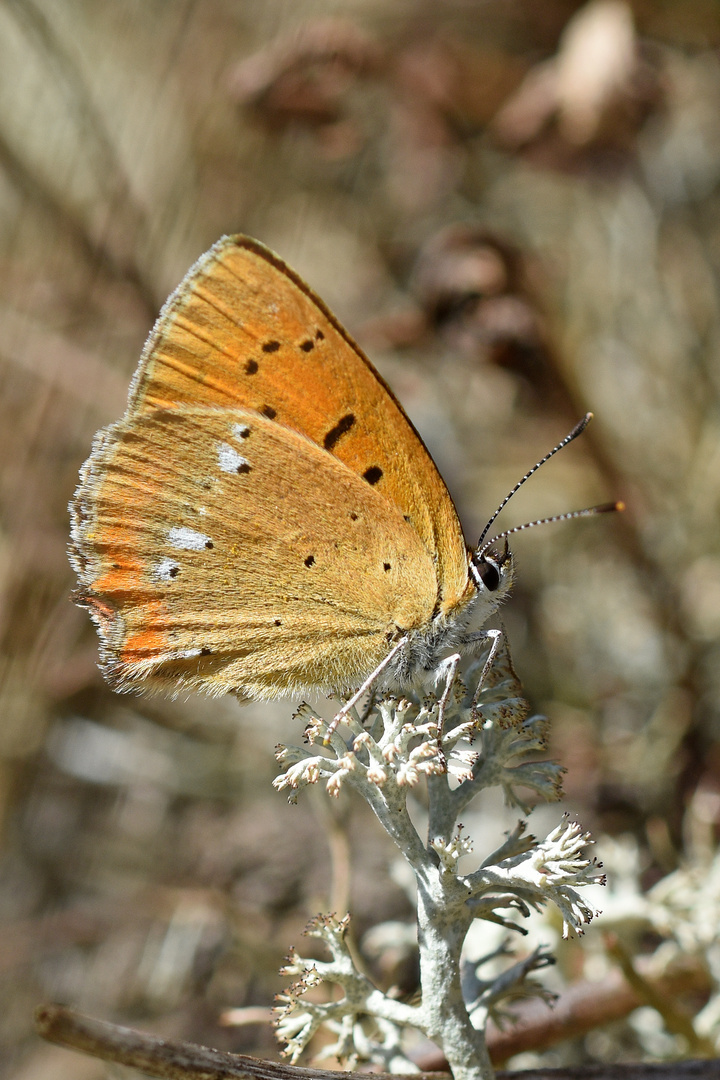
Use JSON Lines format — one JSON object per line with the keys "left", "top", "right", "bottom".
{"left": 273, "top": 635, "right": 602, "bottom": 1078}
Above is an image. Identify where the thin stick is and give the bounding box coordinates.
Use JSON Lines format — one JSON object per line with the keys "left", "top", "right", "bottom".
{"left": 35, "top": 1001, "right": 718, "bottom": 1080}
{"left": 34, "top": 1004, "right": 377, "bottom": 1080}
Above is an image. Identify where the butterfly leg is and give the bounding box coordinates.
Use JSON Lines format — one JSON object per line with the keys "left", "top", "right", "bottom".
{"left": 434, "top": 652, "right": 461, "bottom": 740}
{"left": 326, "top": 635, "right": 410, "bottom": 739}
{"left": 463, "top": 627, "right": 503, "bottom": 716}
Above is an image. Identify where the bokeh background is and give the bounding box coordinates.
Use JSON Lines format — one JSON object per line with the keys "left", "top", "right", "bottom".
{"left": 2, "top": 0, "right": 720, "bottom": 1075}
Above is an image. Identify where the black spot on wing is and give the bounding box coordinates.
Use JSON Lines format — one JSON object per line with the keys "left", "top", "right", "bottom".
{"left": 299, "top": 339, "right": 314, "bottom": 352}
{"left": 323, "top": 413, "right": 356, "bottom": 451}
{"left": 304, "top": 555, "right": 315, "bottom": 567}
{"left": 245, "top": 359, "right": 258, "bottom": 375}
{"left": 363, "top": 465, "right": 383, "bottom": 486}
{"left": 262, "top": 405, "right": 277, "bottom": 419}
{"left": 262, "top": 340, "right": 280, "bottom": 353}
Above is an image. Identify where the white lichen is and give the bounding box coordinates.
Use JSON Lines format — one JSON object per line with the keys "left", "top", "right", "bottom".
{"left": 273, "top": 634, "right": 604, "bottom": 1080}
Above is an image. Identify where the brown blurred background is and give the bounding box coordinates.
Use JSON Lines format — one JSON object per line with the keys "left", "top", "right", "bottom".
{"left": 2, "top": 0, "right": 720, "bottom": 1075}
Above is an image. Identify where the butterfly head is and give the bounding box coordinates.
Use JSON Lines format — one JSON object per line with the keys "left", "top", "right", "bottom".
{"left": 469, "top": 538, "right": 514, "bottom": 609}
{"left": 466, "top": 413, "right": 623, "bottom": 618}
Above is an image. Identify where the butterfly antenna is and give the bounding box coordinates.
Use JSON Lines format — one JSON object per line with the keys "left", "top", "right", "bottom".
{"left": 478, "top": 501, "right": 624, "bottom": 560}
{"left": 476, "top": 413, "right": 594, "bottom": 551}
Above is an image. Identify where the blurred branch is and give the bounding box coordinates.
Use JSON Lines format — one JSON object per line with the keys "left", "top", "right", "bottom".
{"left": 35, "top": 1004, "right": 417, "bottom": 1080}
{"left": 605, "top": 935, "right": 715, "bottom": 1058}
{"left": 6, "top": 0, "right": 137, "bottom": 185}
{"left": 1, "top": 0, "right": 158, "bottom": 314}
{"left": 0, "top": 304, "right": 129, "bottom": 414}
{"left": 35, "top": 1003, "right": 720, "bottom": 1080}
{"left": 484, "top": 953, "right": 710, "bottom": 1064}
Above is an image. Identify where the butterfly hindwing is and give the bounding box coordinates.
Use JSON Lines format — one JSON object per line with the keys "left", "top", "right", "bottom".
{"left": 128, "top": 236, "right": 470, "bottom": 614}
{"left": 71, "top": 407, "right": 439, "bottom": 698}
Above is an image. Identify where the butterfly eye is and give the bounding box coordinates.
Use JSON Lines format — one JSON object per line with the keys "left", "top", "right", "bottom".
{"left": 473, "top": 557, "right": 500, "bottom": 592}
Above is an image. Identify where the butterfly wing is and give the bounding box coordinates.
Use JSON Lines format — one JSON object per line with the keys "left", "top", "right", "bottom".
{"left": 70, "top": 407, "right": 439, "bottom": 697}
{"left": 127, "top": 236, "right": 470, "bottom": 615}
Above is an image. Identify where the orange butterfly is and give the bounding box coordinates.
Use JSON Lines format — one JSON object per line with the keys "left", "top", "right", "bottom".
{"left": 70, "top": 236, "right": 615, "bottom": 705}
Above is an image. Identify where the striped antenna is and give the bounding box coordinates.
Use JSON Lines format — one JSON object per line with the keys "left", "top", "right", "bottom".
{"left": 476, "top": 413, "right": 594, "bottom": 552}
{"left": 477, "top": 501, "right": 624, "bottom": 561}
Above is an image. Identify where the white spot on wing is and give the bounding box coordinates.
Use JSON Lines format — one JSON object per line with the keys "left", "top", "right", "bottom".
{"left": 218, "top": 442, "right": 250, "bottom": 473}
{"left": 167, "top": 526, "right": 212, "bottom": 550}
{"left": 232, "top": 423, "right": 250, "bottom": 440}
{"left": 154, "top": 558, "right": 179, "bottom": 581}
{"left": 163, "top": 648, "right": 203, "bottom": 661}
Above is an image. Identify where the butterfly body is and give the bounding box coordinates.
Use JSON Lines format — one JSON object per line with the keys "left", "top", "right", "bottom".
{"left": 71, "top": 236, "right": 513, "bottom": 701}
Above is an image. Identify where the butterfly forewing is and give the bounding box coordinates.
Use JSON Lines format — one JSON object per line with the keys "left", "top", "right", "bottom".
{"left": 71, "top": 407, "right": 439, "bottom": 698}
{"left": 128, "top": 236, "right": 470, "bottom": 614}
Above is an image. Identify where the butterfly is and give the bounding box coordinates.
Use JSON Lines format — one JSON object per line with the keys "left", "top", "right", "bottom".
{"left": 70, "top": 235, "right": 615, "bottom": 706}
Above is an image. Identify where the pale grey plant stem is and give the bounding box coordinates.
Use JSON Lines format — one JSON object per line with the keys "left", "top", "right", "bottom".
{"left": 415, "top": 870, "right": 494, "bottom": 1080}
{"left": 357, "top": 742, "right": 494, "bottom": 1077}
{"left": 427, "top": 770, "right": 457, "bottom": 844}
